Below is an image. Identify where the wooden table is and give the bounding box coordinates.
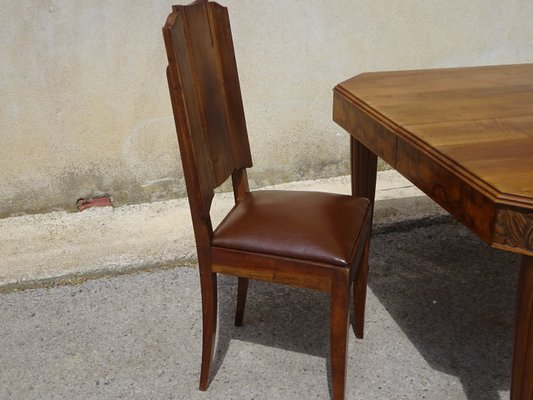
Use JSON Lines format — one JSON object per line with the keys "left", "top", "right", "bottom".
{"left": 333, "top": 64, "right": 533, "bottom": 399}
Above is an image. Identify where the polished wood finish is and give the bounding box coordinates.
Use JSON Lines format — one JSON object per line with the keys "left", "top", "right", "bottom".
{"left": 350, "top": 137, "right": 377, "bottom": 339}
{"left": 334, "top": 64, "right": 533, "bottom": 256}
{"left": 334, "top": 64, "right": 533, "bottom": 399}
{"left": 513, "top": 255, "right": 533, "bottom": 399}
{"left": 163, "top": 2, "right": 372, "bottom": 399}
{"left": 234, "top": 276, "right": 248, "bottom": 327}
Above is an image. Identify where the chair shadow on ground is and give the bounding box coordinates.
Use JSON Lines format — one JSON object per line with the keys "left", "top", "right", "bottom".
{"left": 204, "top": 217, "right": 519, "bottom": 400}
{"left": 211, "top": 274, "right": 335, "bottom": 395}
{"left": 368, "top": 220, "right": 519, "bottom": 400}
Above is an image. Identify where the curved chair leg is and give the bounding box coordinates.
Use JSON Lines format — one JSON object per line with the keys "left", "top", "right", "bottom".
{"left": 353, "top": 240, "right": 370, "bottom": 339}
{"left": 330, "top": 272, "right": 350, "bottom": 400}
{"left": 199, "top": 271, "right": 218, "bottom": 391}
{"left": 235, "top": 277, "right": 249, "bottom": 327}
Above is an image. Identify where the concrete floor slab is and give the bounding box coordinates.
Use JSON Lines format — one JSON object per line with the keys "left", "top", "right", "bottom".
{"left": 0, "top": 222, "right": 519, "bottom": 399}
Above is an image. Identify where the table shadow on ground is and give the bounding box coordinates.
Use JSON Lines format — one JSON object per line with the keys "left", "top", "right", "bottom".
{"left": 368, "top": 221, "right": 519, "bottom": 400}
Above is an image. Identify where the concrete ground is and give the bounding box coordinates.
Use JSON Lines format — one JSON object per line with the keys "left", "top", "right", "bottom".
{"left": 0, "top": 171, "right": 520, "bottom": 399}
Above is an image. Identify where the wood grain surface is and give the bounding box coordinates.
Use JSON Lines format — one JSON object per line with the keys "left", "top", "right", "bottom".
{"left": 334, "top": 64, "right": 533, "bottom": 255}
{"left": 334, "top": 63, "right": 533, "bottom": 400}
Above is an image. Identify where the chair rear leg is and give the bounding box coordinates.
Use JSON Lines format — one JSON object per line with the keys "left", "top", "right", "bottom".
{"left": 199, "top": 271, "right": 218, "bottom": 391}
{"left": 330, "top": 273, "right": 350, "bottom": 400}
{"left": 353, "top": 240, "right": 369, "bottom": 339}
{"left": 235, "top": 277, "right": 249, "bottom": 326}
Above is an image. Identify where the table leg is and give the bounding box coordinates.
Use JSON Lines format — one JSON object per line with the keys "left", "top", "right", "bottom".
{"left": 350, "top": 136, "right": 377, "bottom": 339}
{"left": 511, "top": 255, "right": 533, "bottom": 399}
{"left": 350, "top": 136, "right": 378, "bottom": 202}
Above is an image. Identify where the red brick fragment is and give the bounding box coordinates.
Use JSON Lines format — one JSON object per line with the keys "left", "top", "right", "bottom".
{"left": 77, "top": 196, "right": 113, "bottom": 211}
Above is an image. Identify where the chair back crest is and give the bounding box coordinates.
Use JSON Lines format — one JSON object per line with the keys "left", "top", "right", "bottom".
{"left": 163, "top": 0, "right": 252, "bottom": 219}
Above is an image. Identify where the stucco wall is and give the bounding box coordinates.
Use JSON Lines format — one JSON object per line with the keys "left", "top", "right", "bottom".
{"left": 1, "top": 0, "right": 532, "bottom": 217}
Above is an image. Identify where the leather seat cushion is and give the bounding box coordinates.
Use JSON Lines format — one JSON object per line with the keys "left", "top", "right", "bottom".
{"left": 212, "top": 190, "right": 370, "bottom": 267}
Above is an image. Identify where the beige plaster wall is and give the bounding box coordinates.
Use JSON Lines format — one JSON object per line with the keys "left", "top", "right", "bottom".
{"left": 1, "top": 0, "right": 532, "bottom": 217}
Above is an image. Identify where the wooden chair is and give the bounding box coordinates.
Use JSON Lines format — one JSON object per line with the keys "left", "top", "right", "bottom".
{"left": 163, "top": 1, "right": 372, "bottom": 398}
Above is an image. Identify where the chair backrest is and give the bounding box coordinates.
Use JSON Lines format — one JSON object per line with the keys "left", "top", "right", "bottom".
{"left": 163, "top": 0, "right": 252, "bottom": 234}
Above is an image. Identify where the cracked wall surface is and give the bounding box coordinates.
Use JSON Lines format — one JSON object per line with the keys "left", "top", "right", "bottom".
{"left": 1, "top": 0, "right": 532, "bottom": 216}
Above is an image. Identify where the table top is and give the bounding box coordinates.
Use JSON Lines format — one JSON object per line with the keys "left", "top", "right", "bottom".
{"left": 333, "top": 63, "right": 533, "bottom": 255}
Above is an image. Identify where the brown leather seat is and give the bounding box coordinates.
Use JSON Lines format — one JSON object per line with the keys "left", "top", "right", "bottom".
{"left": 163, "top": 2, "right": 373, "bottom": 399}
{"left": 213, "top": 190, "right": 370, "bottom": 267}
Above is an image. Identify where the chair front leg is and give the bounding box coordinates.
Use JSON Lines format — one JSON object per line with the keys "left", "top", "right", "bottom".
{"left": 235, "top": 277, "right": 249, "bottom": 326}
{"left": 330, "top": 271, "right": 350, "bottom": 400}
{"left": 353, "top": 239, "right": 370, "bottom": 339}
{"left": 199, "top": 271, "right": 218, "bottom": 391}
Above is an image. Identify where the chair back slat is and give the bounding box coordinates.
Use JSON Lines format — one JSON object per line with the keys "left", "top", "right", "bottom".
{"left": 165, "top": 13, "right": 215, "bottom": 215}
{"left": 208, "top": 3, "right": 252, "bottom": 168}
{"left": 163, "top": 0, "right": 252, "bottom": 218}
